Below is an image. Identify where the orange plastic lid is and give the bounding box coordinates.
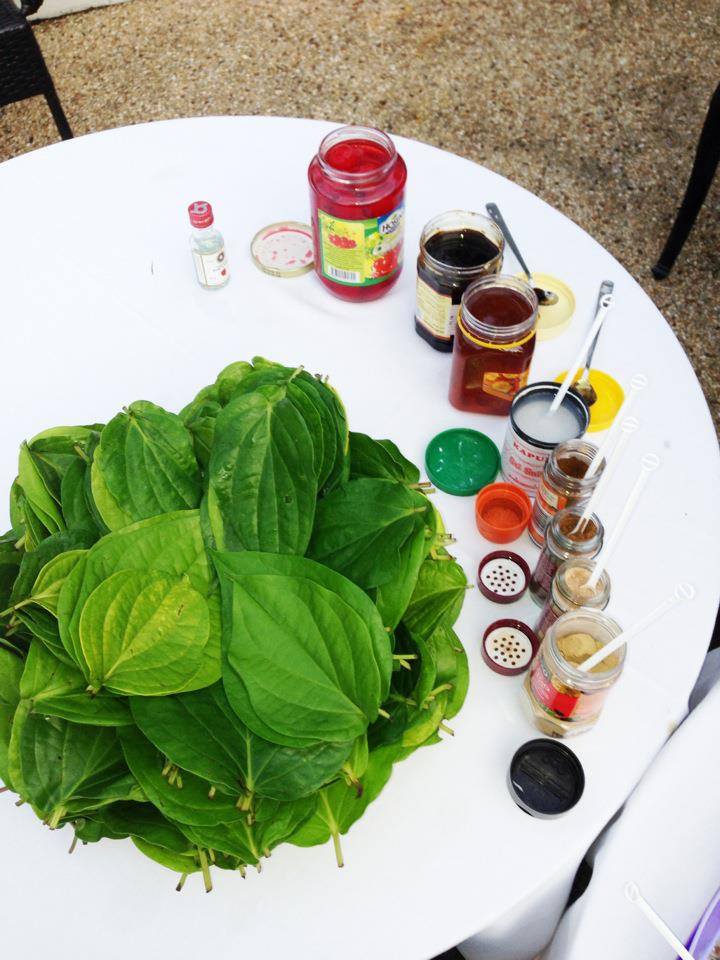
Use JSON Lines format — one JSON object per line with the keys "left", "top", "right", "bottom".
{"left": 475, "top": 482, "right": 532, "bottom": 544}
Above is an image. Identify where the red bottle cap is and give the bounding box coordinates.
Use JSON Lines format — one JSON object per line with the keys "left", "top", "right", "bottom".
{"left": 188, "top": 200, "right": 214, "bottom": 228}
{"left": 482, "top": 619, "right": 539, "bottom": 676}
{"left": 475, "top": 482, "right": 532, "bottom": 544}
{"left": 477, "top": 550, "right": 530, "bottom": 603}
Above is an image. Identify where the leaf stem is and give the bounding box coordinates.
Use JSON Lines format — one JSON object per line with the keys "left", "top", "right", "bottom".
{"left": 438, "top": 721, "right": 455, "bottom": 737}
{"left": 197, "top": 848, "right": 213, "bottom": 893}
{"left": 331, "top": 830, "right": 344, "bottom": 869}
{"left": 377, "top": 708, "right": 390, "bottom": 719}
{"left": 176, "top": 873, "right": 188, "bottom": 893}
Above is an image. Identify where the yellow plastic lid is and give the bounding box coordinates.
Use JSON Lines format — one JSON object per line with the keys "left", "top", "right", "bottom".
{"left": 529, "top": 273, "right": 576, "bottom": 342}
{"left": 555, "top": 369, "right": 625, "bottom": 432}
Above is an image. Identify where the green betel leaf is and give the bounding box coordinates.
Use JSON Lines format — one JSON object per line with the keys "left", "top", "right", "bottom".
{"left": 0, "top": 648, "right": 23, "bottom": 788}
{"left": 0, "top": 540, "right": 22, "bottom": 613}
{"left": 26, "top": 549, "right": 86, "bottom": 615}
{"left": 101, "top": 802, "right": 198, "bottom": 855}
{"left": 349, "top": 433, "right": 421, "bottom": 484}
{"left": 9, "top": 529, "right": 95, "bottom": 608}
{"left": 95, "top": 400, "right": 202, "bottom": 525}
{"left": 214, "top": 551, "right": 392, "bottom": 748}
{"left": 402, "top": 551, "right": 468, "bottom": 640}
{"left": 20, "top": 642, "right": 132, "bottom": 727}
{"left": 60, "top": 458, "right": 102, "bottom": 536}
{"left": 426, "top": 625, "right": 469, "bottom": 720}
{"left": 118, "top": 725, "right": 247, "bottom": 827}
{"left": 57, "top": 511, "right": 216, "bottom": 668}
{"left": 374, "top": 513, "right": 429, "bottom": 631}
{"left": 10, "top": 708, "right": 132, "bottom": 827}
{"left": 205, "top": 387, "right": 317, "bottom": 554}
{"left": 79, "top": 570, "right": 210, "bottom": 696}
{"left": 130, "top": 682, "right": 353, "bottom": 802}
{"left": 17, "top": 443, "right": 65, "bottom": 536}
{"left": 307, "top": 478, "right": 429, "bottom": 590}
{"left": 289, "top": 743, "right": 401, "bottom": 866}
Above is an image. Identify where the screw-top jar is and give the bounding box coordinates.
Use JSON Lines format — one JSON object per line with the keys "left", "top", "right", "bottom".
{"left": 415, "top": 211, "right": 504, "bottom": 352}
{"left": 308, "top": 125, "right": 407, "bottom": 302}
{"left": 449, "top": 274, "right": 538, "bottom": 415}
{"left": 529, "top": 507, "right": 604, "bottom": 606}
{"left": 528, "top": 440, "right": 604, "bottom": 547}
{"left": 523, "top": 608, "right": 625, "bottom": 737}
{"left": 535, "top": 558, "right": 611, "bottom": 641}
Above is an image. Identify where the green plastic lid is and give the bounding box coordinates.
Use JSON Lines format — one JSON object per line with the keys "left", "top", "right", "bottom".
{"left": 425, "top": 428, "right": 500, "bottom": 496}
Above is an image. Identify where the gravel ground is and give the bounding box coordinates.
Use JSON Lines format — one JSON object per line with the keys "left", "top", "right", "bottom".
{"left": 2, "top": 0, "right": 719, "bottom": 429}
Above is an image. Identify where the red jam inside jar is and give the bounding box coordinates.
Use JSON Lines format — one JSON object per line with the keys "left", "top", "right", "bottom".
{"left": 308, "top": 125, "right": 407, "bottom": 302}
{"left": 449, "top": 274, "right": 538, "bottom": 415}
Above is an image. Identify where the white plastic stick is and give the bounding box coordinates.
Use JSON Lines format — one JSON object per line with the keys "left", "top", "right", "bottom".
{"left": 579, "top": 583, "right": 695, "bottom": 672}
{"left": 574, "top": 417, "right": 639, "bottom": 531}
{"left": 548, "top": 293, "right": 615, "bottom": 415}
{"left": 585, "top": 453, "right": 661, "bottom": 589}
{"left": 584, "top": 373, "right": 649, "bottom": 480}
{"left": 624, "top": 882, "right": 695, "bottom": 960}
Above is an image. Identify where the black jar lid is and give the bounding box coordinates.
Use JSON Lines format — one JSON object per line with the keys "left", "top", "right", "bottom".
{"left": 508, "top": 739, "right": 585, "bottom": 818}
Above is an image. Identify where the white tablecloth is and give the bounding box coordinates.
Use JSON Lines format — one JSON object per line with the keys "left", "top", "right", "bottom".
{"left": 1, "top": 117, "right": 718, "bottom": 960}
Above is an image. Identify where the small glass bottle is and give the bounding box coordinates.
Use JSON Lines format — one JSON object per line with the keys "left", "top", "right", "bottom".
{"left": 523, "top": 608, "right": 625, "bottom": 737}
{"left": 188, "top": 201, "right": 230, "bottom": 290}
{"left": 528, "top": 440, "right": 604, "bottom": 547}
{"left": 415, "top": 210, "right": 504, "bottom": 352}
{"left": 529, "top": 507, "right": 604, "bottom": 606}
{"left": 308, "top": 125, "right": 406, "bottom": 302}
{"left": 535, "top": 558, "right": 611, "bottom": 641}
{"left": 449, "top": 274, "right": 538, "bottom": 415}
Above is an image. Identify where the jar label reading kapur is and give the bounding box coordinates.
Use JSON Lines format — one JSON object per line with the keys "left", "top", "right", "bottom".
{"left": 415, "top": 276, "right": 458, "bottom": 339}
{"left": 193, "top": 248, "right": 229, "bottom": 287}
{"left": 501, "top": 424, "right": 550, "bottom": 494}
{"left": 530, "top": 656, "right": 608, "bottom": 721}
{"left": 318, "top": 206, "right": 404, "bottom": 286}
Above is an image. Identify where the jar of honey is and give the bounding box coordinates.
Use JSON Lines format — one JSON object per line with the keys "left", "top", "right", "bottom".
{"left": 534, "top": 558, "right": 611, "bottom": 640}
{"left": 528, "top": 440, "right": 604, "bottom": 547}
{"left": 415, "top": 211, "right": 504, "bottom": 352}
{"left": 529, "top": 507, "right": 604, "bottom": 606}
{"left": 523, "top": 608, "right": 624, "bottom": 737}
{"left": 308, "top": 125, "right": 407, "bottom": 302}
{"left": 449, "top": 275, "right": 538, "bottom": 415}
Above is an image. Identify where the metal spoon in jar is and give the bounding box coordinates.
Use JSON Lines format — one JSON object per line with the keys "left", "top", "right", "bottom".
{"left": 485, "top": 203, "right": 559, "bottom": 307}
{"left": 573, "top": 279, "right": 615, "bottom": 407}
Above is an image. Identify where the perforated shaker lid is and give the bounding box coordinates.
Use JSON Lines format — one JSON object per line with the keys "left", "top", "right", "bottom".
{"left": 508, "top": 739, "right": 585, "bottom": 818}
{"left": 477, "top": 550, "right": 530, "bottom": 603}
{"left": 482, "top": 619, "right": 538, "bottom": 676}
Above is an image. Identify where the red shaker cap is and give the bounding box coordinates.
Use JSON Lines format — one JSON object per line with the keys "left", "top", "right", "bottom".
{"left": 477, "top": 550, "right": 530, "bottom": 603}
{"left": 482, "top": 619, "right": 539, "bottom": 676}
{"left": 475, "top": 482, "right": 532, "bottom": 544}
{"left": 188, "top": 200, "right": 214, "bottom": 228}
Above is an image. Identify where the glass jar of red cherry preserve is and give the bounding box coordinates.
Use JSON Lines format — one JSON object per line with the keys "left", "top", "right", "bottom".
{"left": 449, "top": 275, "right": 538, "bottom": 415}
{"left": 308, "top": 125, "right": 407, "bottom": 301}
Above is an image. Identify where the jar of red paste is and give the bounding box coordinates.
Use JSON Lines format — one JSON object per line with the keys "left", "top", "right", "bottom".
{"left": 449, "top": 275, "right": 538, "bottom": 415}
{"left": 308, "top": 125, "right": 407, "bottom": 301}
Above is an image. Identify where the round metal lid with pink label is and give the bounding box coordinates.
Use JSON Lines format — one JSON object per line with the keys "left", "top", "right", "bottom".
{"left": 251, "top": 221, "right": 314, "bottom": 278}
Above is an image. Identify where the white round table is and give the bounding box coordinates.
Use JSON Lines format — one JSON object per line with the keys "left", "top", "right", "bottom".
{"left": 1, "top": 117, "right": 718, "bottom": 960}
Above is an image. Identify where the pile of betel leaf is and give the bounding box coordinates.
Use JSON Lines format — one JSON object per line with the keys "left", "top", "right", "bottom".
{"left": 0, "top": 357, "right": 468, "bottom": 891}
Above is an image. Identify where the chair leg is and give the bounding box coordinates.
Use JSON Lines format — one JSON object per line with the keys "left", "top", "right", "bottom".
{"left": 652, "top": 81, "right": 720, "bottom": 279}
{"left": 44, "top": 86, "right": 73, "bottom": 140}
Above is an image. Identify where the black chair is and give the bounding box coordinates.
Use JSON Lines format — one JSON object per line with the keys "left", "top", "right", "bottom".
{"left": 0, "top": 0, "right": 73, "bottom": 141}
{"left": 652, "top": 81, "right": 719, "bottom": 279}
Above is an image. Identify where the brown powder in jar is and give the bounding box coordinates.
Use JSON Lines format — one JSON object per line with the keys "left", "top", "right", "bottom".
{"left": 557, "top": 632, "right": 620, "bottom": 673}
{"left": 556, "top": 454, "right": 589, "bottom": 480}
{"left": 557, "top": 513, "right": 598, "bottom": 543}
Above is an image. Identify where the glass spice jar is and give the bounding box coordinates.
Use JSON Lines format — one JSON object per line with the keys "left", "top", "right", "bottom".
{"left": 308, "top": 125, "right": 407, "bottom": 302}
{"left": 534, "top": 558, "right": 611, "bottom": 641}
{"left": 414, "top": 210, "right": 504, "bottom": 352}
{"left": 523, "top": 608, "right": 625, "bottom": 738}
{"left": 528, "top": 440, "right": 604, "bottom": 547}
{"left": 449, "top": 274, "right": 538, "bottom": 415}
{"left": 529, "top": 507, "right": 604, "bottom": 606}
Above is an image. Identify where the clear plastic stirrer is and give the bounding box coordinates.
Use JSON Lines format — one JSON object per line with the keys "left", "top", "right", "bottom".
{"left": 624, "top": 882, "right": 695, "bottom": 960}
{"left": 584, "top": 373, "right": 649, "bottom": 481}
{"left": 573, "top": 417, "right": 639, "bottom": 532}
